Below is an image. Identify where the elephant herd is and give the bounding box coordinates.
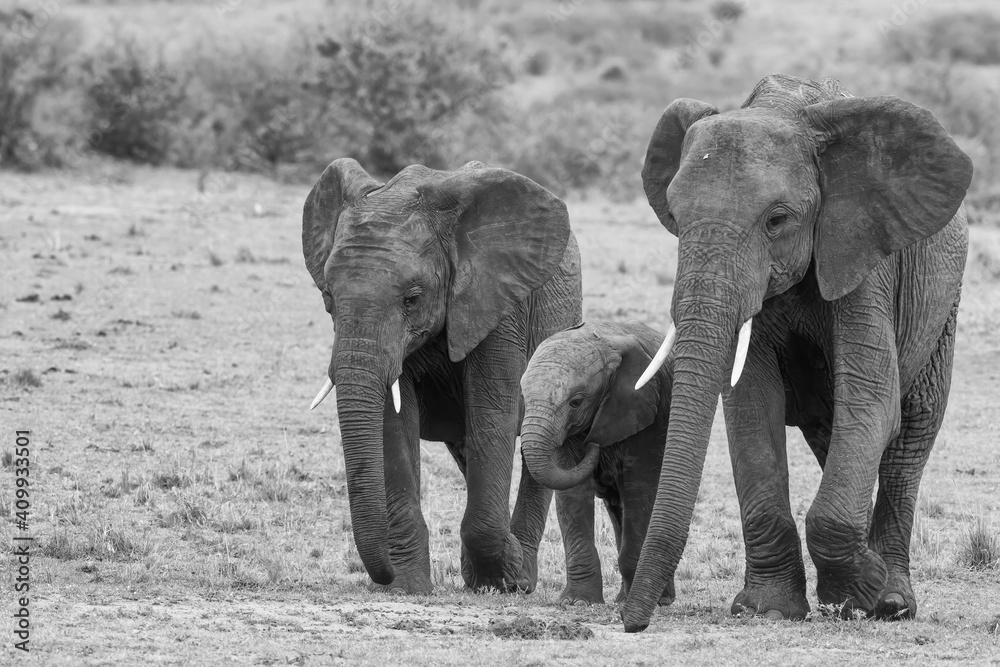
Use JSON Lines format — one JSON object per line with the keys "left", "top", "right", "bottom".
{"left": 300, "top": 74, "right": 973, "bottom": 633}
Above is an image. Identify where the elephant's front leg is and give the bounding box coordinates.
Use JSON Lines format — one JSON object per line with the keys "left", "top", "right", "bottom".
{"left": 374, "top": 372, "right": 431, "bottom": 594}
{"left": 618, "top": 432, "right": 674, "bottom": 606}
{"left": 807, "top": 308, "right": 901, "bottom": 617}
{"left": 459, "top": 317, "right": 531, "bottom": 591}
{"left": 724, "top": 343, "right": 809, "bottom": 620}
{"left": 555, "top": 479, "right": 604, "bottom": 605}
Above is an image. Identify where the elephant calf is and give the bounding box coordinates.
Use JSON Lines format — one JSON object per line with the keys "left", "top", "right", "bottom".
{"left": 520, "top": 321, "right": 674, "bottom": 605}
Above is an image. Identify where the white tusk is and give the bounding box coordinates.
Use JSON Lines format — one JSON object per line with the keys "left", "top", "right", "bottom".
{"left": 391, "top": 378, "right": 401, "bottom": 413}
{"left": 635, "top": 323, "right": 677, "bottom": 390}
{"left": 309, "top": 377, "right": 334, "bottom": 410}
{"left": 730, "top": 318, "right": 753, "bottom": 387}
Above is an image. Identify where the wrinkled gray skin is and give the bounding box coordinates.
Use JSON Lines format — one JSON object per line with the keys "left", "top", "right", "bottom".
{"left": 622, "top": 74, "right": 973, "bottom": 631}
{"left": 302, "top": 159, "right": 582, "bottom": 593}
{"left": 519, "top": 321, "right": 674, "bottom": 606}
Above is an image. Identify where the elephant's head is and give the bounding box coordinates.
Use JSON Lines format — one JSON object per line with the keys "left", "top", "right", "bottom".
{"left": 302, "top": 158, "right": 570, "bottom": 585}
{"left": 623, "top": 74, "right": 973, "bottom": 629}
{"left": 519, "top": 323, "right": 666, "bottom": 491}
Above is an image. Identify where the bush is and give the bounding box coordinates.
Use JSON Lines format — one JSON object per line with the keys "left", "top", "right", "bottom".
{"left": 311, "top": 5, "right": 513, "bottom": 175}
{"left": 80, "top": 36, "right": 188, "bottom": 165}
{"left": 0, "top": 11, "right": 82, "bottom": 168}
{"left": 183, "top": 36, "right": 328, "bottom": 172}
{"left": 885, "top": 11, "right": 1000, "bottom": 65}
{"left": 503, "top": 100, "right": 644, "bottom": 200}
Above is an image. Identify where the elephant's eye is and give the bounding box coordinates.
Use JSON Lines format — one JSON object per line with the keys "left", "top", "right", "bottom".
{"left": 569, "top": 395, "right": 584, "bottom": 409}
{"left": 403, "top": 293, "right": 420, "bottom": 309}
{"left": 766, "top": 213, "right": 789, "bottom": 233}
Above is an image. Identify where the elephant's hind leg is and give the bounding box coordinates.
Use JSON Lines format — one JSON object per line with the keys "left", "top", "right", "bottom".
{"left": 868, "top": 303, "right": 958, "bottom": 620}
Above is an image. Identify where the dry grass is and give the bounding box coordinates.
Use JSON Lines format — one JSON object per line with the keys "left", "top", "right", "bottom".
{"left": 1, "top": 164, "right": 998, "bottom": 665}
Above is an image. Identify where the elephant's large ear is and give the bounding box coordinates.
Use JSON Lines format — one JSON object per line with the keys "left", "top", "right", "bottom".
{"left": 586, "top": 336, "right": 662, "bottom": 447}
{"left": 642, "top": 98, "right": 719, "bottom": 235}
{"left": 802, "top": 97, "right": 973, "bottom": 301}
{"left": 418, "top": 168, "right": 571, "bottom": 362}
{"left": 302, "top": 158, "right": 383, "bottom": 312}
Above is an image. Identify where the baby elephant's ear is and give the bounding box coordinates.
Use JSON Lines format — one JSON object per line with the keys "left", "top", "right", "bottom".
{"left": 586, "top": 336, "right": 661, "bottom": 447}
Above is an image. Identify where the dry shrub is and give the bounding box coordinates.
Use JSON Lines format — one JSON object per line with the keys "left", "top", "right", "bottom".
{"left": 0, "top": 11, "right": 83, "bottom": 168}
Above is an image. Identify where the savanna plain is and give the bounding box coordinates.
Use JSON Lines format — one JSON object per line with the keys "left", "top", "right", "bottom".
{"left": 3, "top": 0, "right": 1000, "bottom": 665}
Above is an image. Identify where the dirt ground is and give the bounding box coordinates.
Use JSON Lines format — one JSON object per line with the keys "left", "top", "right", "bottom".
{"left": 2, "top": 163, "right": 999, "bottom": 665}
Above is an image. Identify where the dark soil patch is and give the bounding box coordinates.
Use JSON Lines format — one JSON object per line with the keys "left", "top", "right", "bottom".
{"left": 489, "top": 615, "right": 594, "bottom": 640}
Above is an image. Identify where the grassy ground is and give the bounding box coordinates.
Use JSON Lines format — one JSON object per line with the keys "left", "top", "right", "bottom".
{"left": 1, "top": 163, "right": 999, "bottom": 664}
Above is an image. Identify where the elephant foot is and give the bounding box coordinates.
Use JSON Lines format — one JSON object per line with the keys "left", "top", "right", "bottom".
{"left": 461, "top": 533, "right": 525, "bottom": 592}
{"left": 731, "top": 584, "right": 809, "bottom": 620}
{"left": 367, "top": 570, "right": 432, "bottom": 596}
{"left": 874, "top": 571, "right": 916, "bottom": 620}
{"left": 561, "top": 577, "right": 604, "bottom": 606}
{"left": 516, "top": 548, "right": 539, "bottom": 594}
{"left": 815, "top": 547, "right": 888, "bottom": 618}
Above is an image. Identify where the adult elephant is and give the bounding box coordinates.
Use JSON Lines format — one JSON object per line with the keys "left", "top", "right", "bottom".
{"left": 303, "top": 158, "right": 582, "bottom": 594}
{"left": 622, "top": 74, "right": 972, "bottom": 631}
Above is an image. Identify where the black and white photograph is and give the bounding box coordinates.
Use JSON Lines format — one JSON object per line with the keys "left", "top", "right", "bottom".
{"left": 2, "top": 0, "right": 999, "bottom": 663}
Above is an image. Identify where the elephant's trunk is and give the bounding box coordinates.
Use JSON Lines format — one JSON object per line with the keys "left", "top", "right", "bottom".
{"left": 333, "top": 337, "right": 396, "bottom": 585}
{"left": 622, "top": 264, "right": 742, "bottom": 632}
{"left": 520, "top": 410, "right": 600, "bottom": 491}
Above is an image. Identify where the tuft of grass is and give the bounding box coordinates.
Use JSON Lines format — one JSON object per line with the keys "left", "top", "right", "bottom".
{"left": 40, "top": 529, "right": 79, "bottom": 560}
{"left": 171, "top": 310, "right": 202, "bottom": 320}
{"left": 235, "top": 247, "right": 257, "bottom": 264}
{"left": 159, "top": 494, "right": 210, "bottom": 527}
{"left": 134, "top": 483, "right": 153, "bottom": 506}
{"left": 229, "top": 459, "right": 254, "bottom": 482}
{"left": 1, "top": 450, "right": 12, "bottom": 468}
{"left": 41, "top": 522, "right": 149, "bottom": 562}
{"left": 103, "top": 468, "right": 140, "bottom": 498}
{"left": 51, "top": 308, "right": 71, "bottom": 321}
{"left": 92, "top": 523, "right": 149, "bottom": 561}
{"left": 207, "top": 250, "right": 224, "bottom": 267}
{"left": 151, "top": 471, "right": 187, "bottom": 490}
{"left": 10, "top": 369, "right": 42, "bottom": 388}
{"left": 258, "top": 478, "right": 292, "bottom": 502}
{"left": 958, "top": 514, "right": 999, "bottom": 570}
{"left": 108, "top": 266, "right": 135, "bottom": 275}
